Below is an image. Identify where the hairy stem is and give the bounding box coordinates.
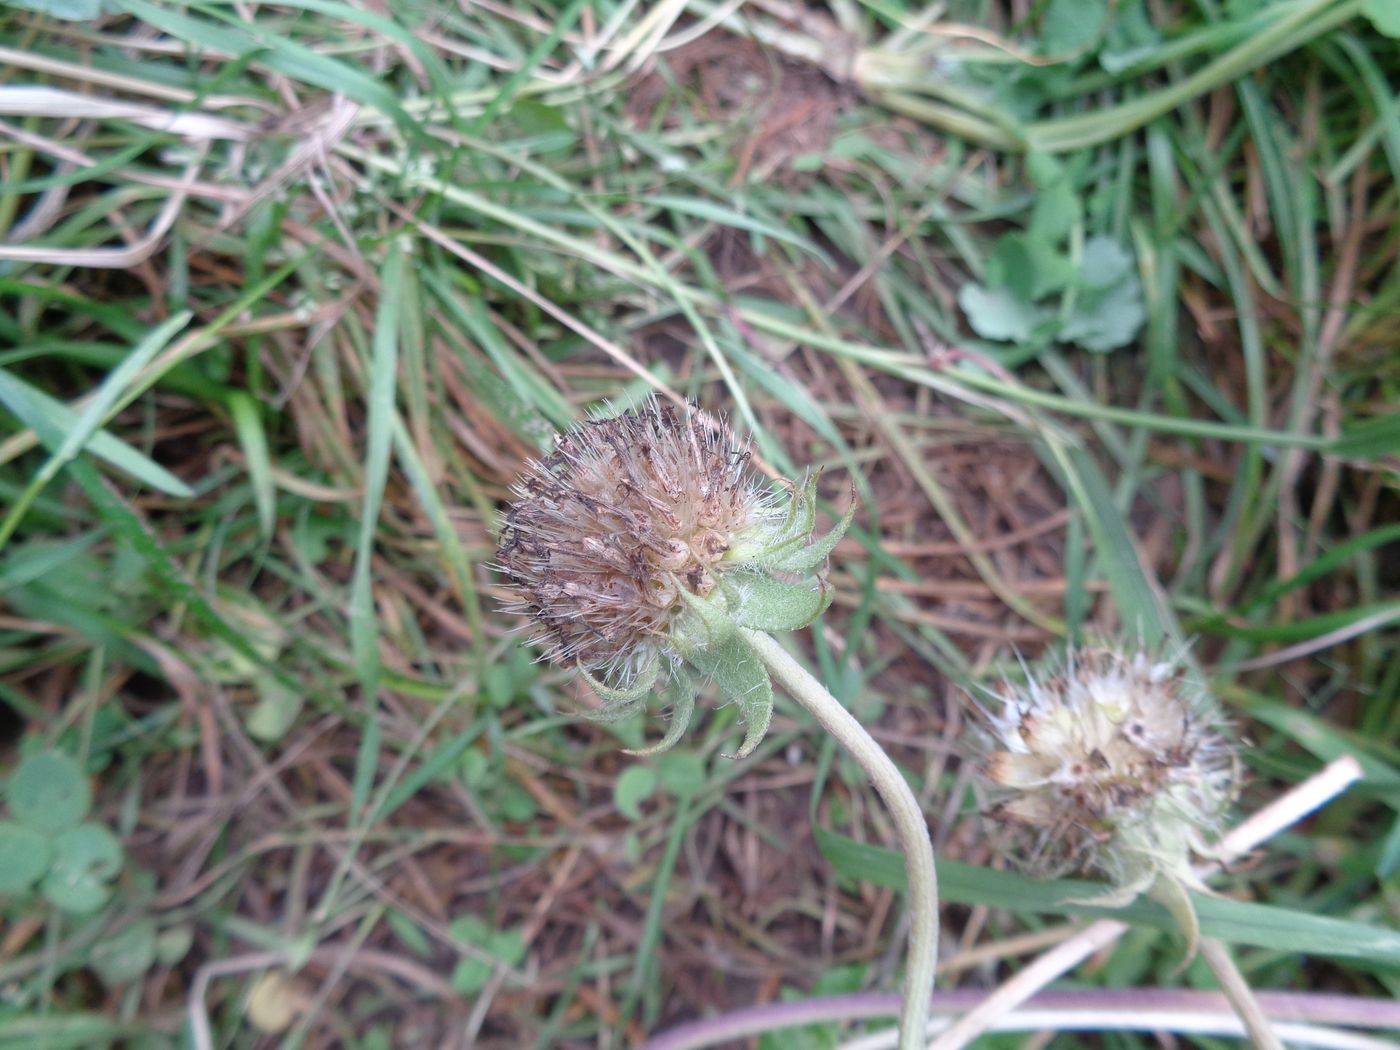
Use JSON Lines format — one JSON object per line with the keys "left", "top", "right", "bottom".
{"left": 741, "top": 628, "right": 938, "bottom": 1050}
{"left": 1199, "top": 938, "right": 1287, "bottom": 1050}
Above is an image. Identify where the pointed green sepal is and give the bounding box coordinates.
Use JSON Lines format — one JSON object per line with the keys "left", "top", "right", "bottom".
{"left": 686, "top": 633, "right": 774, "bottom": 760}
{"left": 727, "top": 688, "right": 773, "bottom": 760}
{"left": 763, "top": 483, "right": 857, "bottom": 575}
{"left": 674, "top": 585, "right": 737, "bottom": 655}
{"left": 1151, "top": 872, "right": 1203, "bottom": 972}
{"left": 581, "top": 696, "right": 646, "bottom": 725}
{"left": 729, "top": 472, "right": 819, "bottom": 564}
{"left": 577, "top": 653, "right": 661, "bottom": 704}
{"left": 622, "top": 687, "right": 697, "bottom": 757}
{"left": 726, "top": 571, "right": 832, "bottom": 631}
{"left": 1060, "top": 869, "right": 1153, "bottom": 911}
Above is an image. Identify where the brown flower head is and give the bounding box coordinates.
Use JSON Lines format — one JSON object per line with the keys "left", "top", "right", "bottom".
{"left": 497, "top": 398, "right": 853, "bottom": 757}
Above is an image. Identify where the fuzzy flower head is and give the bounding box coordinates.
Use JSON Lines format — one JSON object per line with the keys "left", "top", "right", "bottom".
{"left": 497, "top": 398, "right": 853, "bottom": 758}
{"left": 977, "top": 644, "right": 1239, "bottom": 902}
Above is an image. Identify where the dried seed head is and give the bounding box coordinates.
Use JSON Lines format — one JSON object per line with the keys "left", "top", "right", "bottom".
{"left": 497, "top": 398, "right": 762, "bottom": 681}
{"left": 496, "top": 397, "right": 854, "bottom": 759}
{"left": 976, "top": 644, "right": 1240, "bottom": 894}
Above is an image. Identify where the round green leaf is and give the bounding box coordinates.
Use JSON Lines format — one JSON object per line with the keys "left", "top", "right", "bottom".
{"left": 451, "top": 956, "right": 491, "bottom": 995}
{"left": 91, "top": 918, "right": 157, "bottom": 986}
{"left": 0, "top": 821, "right": 52, "bottom": 893}
{"left": 484, "top": 664, "right": 514, "bottom": 707}
{"left": 244, "top": 678, "right": 303, "bottom": 743}
{"left": 498, "top": 782, "right": 537, "bottom": 823}
{"left": 459, "top": 748, "right": 488, "bottom": 788}
{"left": 613, "top": 765, "right": 657, "bottom": 822}
{"left": 6, "top": 751, "right": 91, "bottom": 832}
{"left": 155, "top": 923, "right": 195, "bottom": 966}
{"left": 957, "top": 283, "right": 1053, "bottom": 343}
{"left": 41, "top": 823, "right": 123, "bottom": 915}
{"left": 657, "top": 751, "right": 706, "bottom": 800}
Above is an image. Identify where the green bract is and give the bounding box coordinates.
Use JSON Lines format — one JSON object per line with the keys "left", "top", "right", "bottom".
{"left": 498, "top": 399, "right": 854, "bottom": 758}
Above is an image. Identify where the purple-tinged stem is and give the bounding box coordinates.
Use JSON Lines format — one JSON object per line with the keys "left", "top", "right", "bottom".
{"left": 641, "top": 989, "right": 1400, "bottom": 1050}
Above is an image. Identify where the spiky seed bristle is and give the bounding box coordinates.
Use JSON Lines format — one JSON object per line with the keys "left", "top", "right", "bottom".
{"left": 496, "top": 398, "right": 763, "bottom": 679}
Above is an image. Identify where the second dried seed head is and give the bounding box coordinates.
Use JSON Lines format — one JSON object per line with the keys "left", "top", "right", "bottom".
{"left": 978, "top": 644, "right": 1240, "bottom": 904}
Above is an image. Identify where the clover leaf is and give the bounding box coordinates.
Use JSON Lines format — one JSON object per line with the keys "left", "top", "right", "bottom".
{"left": 7, "top": 751, "right": 91, "bottom": 833}
{"left": 0, "top": 822, "right": 51, "bottom": 893}
{"left": 41, "top": 823, "right": 123, "bottom": 914}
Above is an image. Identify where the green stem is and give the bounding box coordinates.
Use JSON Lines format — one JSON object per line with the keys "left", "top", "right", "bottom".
{"left": 741, "top": 628, "right": 938, "bottom": 1050}
{"left": 1199, "top": 938, "right": 1288, "bottom": 1050}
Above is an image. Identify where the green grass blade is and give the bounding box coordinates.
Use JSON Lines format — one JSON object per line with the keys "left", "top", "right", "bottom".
{"left": 348, "top": 244, "right": 405, "bottom": 821}
{"left": 227, "top": 391, "right": 275, "bottom": 540}
{"left": 815, "top": 829, "right": 1400, "bottom": 967}
{"left": 0, "top": 366, "right": 195, "bottom": 510}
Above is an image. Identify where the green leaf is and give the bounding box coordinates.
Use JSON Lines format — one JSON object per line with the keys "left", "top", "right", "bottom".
{"left": 1098, "top": 0, "right": 1161, "bottom": 71}
{"left": 686, "top": 634, "right": 773, "bottom": 759}
{"left": 1028, "top": 176, "right": 1082, "bottom": 242}
{"left": 814, "top": 828, "right": 1400, "bottom": 965}
{"left": 449, "top": 917, "right": 525, "bottom": 994}
{"left": 657, "top": 751, "right": 707, "bottom": 800}
{"left": 6, "top": 751, "right": 91, "bottom": 832}
{"left": 451, "top": 956, "right": 493, "bottom": 996}
{"left": 990, "top": 232, "right": 1075, "bottom": 301}
{"left": 453, "top": 294, "right": 573, "bottom": 430}
{"left": 0, "top": 533, "right": 101, "bottom": 592}
{"left": 244, "top": 677, "right": 304, "bottom": 743}
{"left": 614, "top": 765, "right": 657, "bottom": 821}
{"left": 1240, "top": 698, "right": 1400, "bottom": 795}
{"left": 155, "top": 924, "right": 194, "bottom": 966}
{"left": 460, "top": 749, "right": 489, "bottom": 789}
{"left": 1330, "top": 412, "right": 1400, "bottom": 459}
{"left": 1040, "top": 0, "right": 1110, "bottom": 53}
{"left": 509, "top": 99, "right": 570, "bottom": 138}
{"left": 0, "top": 368, "right": 194, "bottom": 498}
{"left": 228, "top": 392, "right": 275, "bottom": 539}
{"left": 42, "top": 823, "right": 123, "bottom": 914}
{"left": 423, "top": 274, "right": 555, "bottom": 447}
{"left": 0, "top": 1014, "right": 143, "bottom": 1047}
{"left": 1363, "top": 0, "right": 1400, "bottom": 36}
{"left": 1053, "top": 444, "right": 1169, "bottom": 645}
{"left": 1026, "top": 152, "right": 1067, "bottom": 188}
{"left": 0, "top": 0, "right": 102, "bottom": 20}
{"left": 1061, "top": 276, "right": 1146, "bottom": 352}
{"left": 347, "top": 243, "right": 404, "bottom": 824}
{"left": 647, "top": 196, "right": 828, "bottom": 262}
{"left": 1079, "top": 236, "right": 1136, "bottom": 288}
{"left": 728, "top": 572, "right": 830, "bottom": 632}
{"left": 114, "top": 0, "right": 416, "bottom": 131}
{"left": 484, "top": 665, "right": 515, "bottom": 708}
{"left": 498, "top": 782, "right": 537, "bottom": 823}
{"left": 46, "top": 312, "right": 191, "bottom": 475}
{"left": 0, "top": 822, "right": 51, "bottom": 893}
{"left": 1379, "top": 816, "right": 1400, "bottom": 880}
{"left": 958, "top": 284, "right": 1053, "bottom": 342}
{"left": 91, "top": 918, "right": 158, "bottom": 986}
